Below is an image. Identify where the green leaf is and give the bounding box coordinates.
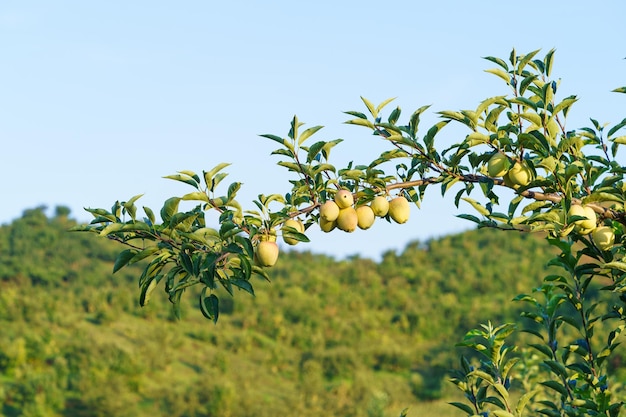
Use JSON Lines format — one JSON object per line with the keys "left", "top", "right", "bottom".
{"left": 409, "top": 105, "right": 430, "bottom": 137}
{"left": 306, "top": 140, "right": 326, "bottom": 163}
{"left": 511, "top": 98, "right": 538, "bottom": 112}
{"left": 99, "top": 222, "right": 151, "bottom": 237}
{"left": 126, "top": 194, "right": 144, "bottom": 206}
{"left": 288, "top": 115, "right": 302, "bottom": 140}
{"left": 519, "top": 75, "right": 538, "bottom": 95}
{"left": 277, "top": 161, "right": 303, "bottom": 173}
{"left": 516, "top": 49, "right": 541, "bottom": 74}
{"left": 603, "top": 261, "right": 626, "bottom": 272}
{"left": 521, "top": 201, "right": 551, "bottom": 214}
{"left": 540, "top": 380, "right": 568, "bottom": 397}
{"left": 143, "top": 206, "right": 155, "bottom": 224}
{"left": 113, "top": 249, "right": 137, "bottom": 273}
{"left": 259, "top": 133, "right": 285, "bottom": 145}
{"left": 448, "top": 402, "right": 474, "bottom": 415}
{"left": 485, "top": 106, "right": 506, "bottom": 132}
{"left": 321, "top": 139, "right": 343, "bottom": 160}
{"left": 424, "top": 120, "right": 449, "bottom": 150}
{"left": 298, "top": 125, "right": 323, "bottom": 146}
{"left": 231, "top": 279, "right": 255, "bottom": 296}
{"left": 203, "top": 163, "right": 231, "bottom": 188}
{"left": 163, "top": 174, "right": 198, "bottom": 188}
{"left": 139, "top": 276, "right": 159, "bottom": 306}
{"left": 543, "top": 360, "right": 568, "bottom": 379}
{"left": 607, "top": 117, "right": 626, "bottom": 137}
{"left": 483, "top": 55, "right": 509, "bottom": 71}
{"left": 528, "top": 343, "right": 553, "bottom": 358}
{"left": 462, "top": 197, "right": 490, "bottom": 216}
{"left": 282, "top": 224, "right": 310, "bottom": 243}
{"left": 199, "top": 291, "right": 219, "bottom": 324}
{"left": 376, "top": 97, "right": 396, "bottom": 114}
{"left": 388, "top": 106, "right": 401, "bottom": 124}
{"left": 345, "top": 118, "right": 375, "bottom": 129}
{"left": 181, "top": 192, "right": 210, "bottom": 203}
{"left": 160, "top": 197, "right": 181, "bottom": 223}
{"left": 456, "top": 213, "right": 481, "bottom": 224}
{"left": 476, "top": 96, "right": 507, "bottom": 117}
{"left": 361, "top": 96, "right": 378, "bottom": 118}
{"left": 552, "top": 96, "right": 577, "bottom": 116}
{"left": 485, "top": 68, "right": 511, "bottom": 84}
{"left": 129, "top": 246, "right": 161, "bottom": 264}
{"left": 344, "top": 110, "right": 368, "bottom": 119}
{"left": 544, "top": 49, "right": 555, "bottom": 76}
{"left": 610, "top": 135, "right": 626, "bottom": 145}
{"left": 492, "top": 410, "right": 515, "bottom": 417}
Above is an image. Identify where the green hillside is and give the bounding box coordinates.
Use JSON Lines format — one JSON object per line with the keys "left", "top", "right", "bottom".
{"left": 0, "top": 206, "right": 580, "bottom": 416}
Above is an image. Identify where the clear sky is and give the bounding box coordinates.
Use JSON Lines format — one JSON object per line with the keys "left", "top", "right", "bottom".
{"left": 2, "top": 1, "right": 625, "bottom": 260}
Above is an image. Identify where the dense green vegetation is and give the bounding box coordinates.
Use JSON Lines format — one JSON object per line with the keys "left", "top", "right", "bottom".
{"left": 0, "top": 207, "right": 622, "bottom": 416}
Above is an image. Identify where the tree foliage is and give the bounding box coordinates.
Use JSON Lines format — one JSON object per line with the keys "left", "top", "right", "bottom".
{"left": 0, "top": 208, "right": 576, "bottom": 416}
{"left": 74, "top": 49, "right": 626, "bottom": 415}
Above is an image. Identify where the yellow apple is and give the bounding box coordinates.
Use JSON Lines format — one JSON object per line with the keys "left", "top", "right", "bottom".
{"left": 334, "top": 189, "right": 354, "bottom": 209}
{"left": 388, "top": 196, "right": 410, "bottom": 224}
{"left": 255, "top": 241, "right": 279, "bottom": 267}
{"left": 592, "top": 226, "right": 615, "bottom": 251}
{"left": 336, "top": 207, "right": 358, "bottom": 232}
{"left": 282, "top": 219, "right": 305, "bottom": 245}
{"left": 508, "top": 161, "right": 533, "bottom": 186}
{"left": 319, "top": 217, "right": 336, "bottom": 233}
{"left": 320, "top": 201, "right": 340, "bottom": 222}
{"left": 356, "top": 205, "right": 375, "bottom": 230}
{"left": 568, "top": 204, "right": 597, "bottom": 231}
{"left": 487, "top": 153, "right": 509, "bottom": 177}
{"left": 370, "top": 196, "right": 389, "bottom": 217}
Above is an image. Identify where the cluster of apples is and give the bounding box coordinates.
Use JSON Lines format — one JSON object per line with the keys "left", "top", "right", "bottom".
{"left": 487, "top": 153, "right": 533, "bottom": 187}
{"left": 567, "top": 204, "right": 615, "bottom": 251}
{"left": 487, "top": 154, "right": 616, "bottom": 251}
{"left": 318, "top": 190, "right": 410, "bottom": 233}
{"left": 253, "top": 190, "right": 412, "bottom": 268}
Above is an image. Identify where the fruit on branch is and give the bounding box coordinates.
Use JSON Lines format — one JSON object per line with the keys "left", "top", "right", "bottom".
{"left": 336, "top": 207, "right": 358, "bottom": 232}
{"left": 255, "top": 240, "right": 279, "bottom": 267}
{"left": 389, "top": 196, "right": 410, "bottom": 224}
{"left": 487, "top": 153, "right": 510, "bottom": 177}
{"left": 568, "top": 204, "right": 597, "bottom": 234}
{"left": 370, "top": 196, "right": 390, "bottom": 217}
{"left": 592, "top": 226, "right": 615, "bottom": 251}
{"left": 334, "top": 189, "right": 354, "bottom": 209}
{"left": 282, "top": 218, "right": 305, "bottom": 245}
{"left": 320, "top": 201, "right": 340, "bottom": 222}
{"left": 502, "top": 172, "right": 516, "bottom": 188}
{"left": 319, "top": 217, "right": 336, "bottom": 233}
{"left": 356, "top": 205, "right": 375, "bottom": 230}
{"left": 507, "top": 161, "right": 533, "bottom": 186}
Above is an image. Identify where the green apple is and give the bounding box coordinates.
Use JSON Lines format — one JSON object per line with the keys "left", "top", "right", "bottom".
{"left": 568, "top": 204, "right": 597, "bottom": 233}
{"left": 388, "top": 196, "right": 410, "bottom": 224}
{"left": 255, "top": 241, "right": 279, "bottom": 267}
{"left": 592, "top": 226, "right": 615, "bottom": 251}
{"left": 282, "top": 219, "right": 305, "bottom": 245}
{"left": 508, "top": 161, "right": 533, "bottom": 186}
{"left": 487, "top": 153, "right": 509, "bottom": 177}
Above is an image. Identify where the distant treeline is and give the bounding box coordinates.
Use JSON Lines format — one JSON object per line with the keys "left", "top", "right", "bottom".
{"left": 0, "top": 206, "right": 621, "bottom": 417}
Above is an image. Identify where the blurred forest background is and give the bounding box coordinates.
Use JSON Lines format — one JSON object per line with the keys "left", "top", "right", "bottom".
{"left": 1, "top": 207, "right": 624, "bottom": 416}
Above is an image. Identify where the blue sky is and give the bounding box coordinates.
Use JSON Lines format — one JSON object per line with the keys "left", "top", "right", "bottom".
{"left": 2, "top": 1, "right": 625, "bottom": 259}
